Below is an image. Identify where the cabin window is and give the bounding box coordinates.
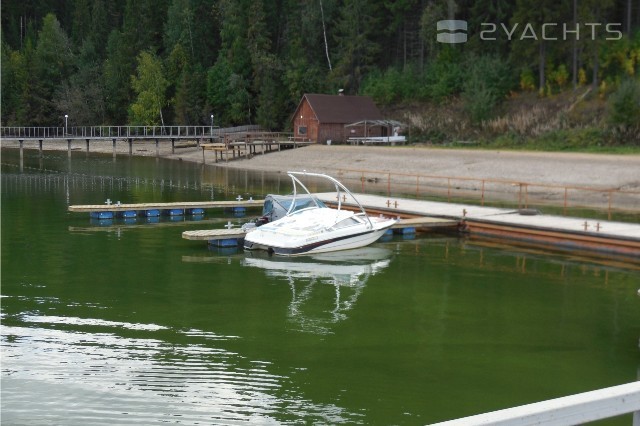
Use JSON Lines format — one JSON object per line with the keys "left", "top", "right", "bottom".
{"left": 298, "top": 126, "right": 307, "bottom": 135}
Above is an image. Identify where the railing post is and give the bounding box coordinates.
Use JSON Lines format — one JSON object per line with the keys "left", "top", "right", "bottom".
{"left": 481, "top": 180, "right": 485, "bottom": 206}
{"left": 387, "top": 173, "right": 391, "bottom": 197}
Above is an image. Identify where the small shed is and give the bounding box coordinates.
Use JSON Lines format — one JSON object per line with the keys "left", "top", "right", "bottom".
{"left": 291, "top": 94, "right": 384, "bottom": 144}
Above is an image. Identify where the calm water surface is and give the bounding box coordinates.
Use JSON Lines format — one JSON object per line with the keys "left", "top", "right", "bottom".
{"left": 2, "top": 149, "right": 639, "bottom": 424}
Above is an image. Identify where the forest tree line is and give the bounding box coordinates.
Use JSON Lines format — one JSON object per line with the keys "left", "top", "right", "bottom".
{"left": 1, "top": 0, "right": 639, "bottom": 133}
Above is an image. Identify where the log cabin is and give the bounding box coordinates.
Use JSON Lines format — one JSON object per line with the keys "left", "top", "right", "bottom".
{"left": 291, "top": 93, "right": 385, "bottom": 144}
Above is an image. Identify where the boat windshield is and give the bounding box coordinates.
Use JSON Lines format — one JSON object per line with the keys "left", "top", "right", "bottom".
{"left": 279, "top": 196, "right": 325, "bottom": 212}
{"left": 262, "top": 195, "right": 326, "bottom": 222}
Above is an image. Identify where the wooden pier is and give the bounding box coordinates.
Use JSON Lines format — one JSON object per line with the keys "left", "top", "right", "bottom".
{"left": 1, "top": 125, "right": 313, "bottom": 161}
{"left": 200, "top": 132, "right": 313, "bottom": 164}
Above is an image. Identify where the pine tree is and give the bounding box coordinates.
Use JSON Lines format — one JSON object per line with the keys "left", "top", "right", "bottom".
{"left": 331, "top": 0, "right": 380, "bottom": 93}
{"left": 25, "top": 13, "right": 74, "bottom": 125}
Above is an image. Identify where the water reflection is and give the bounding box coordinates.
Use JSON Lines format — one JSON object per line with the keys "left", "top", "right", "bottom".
{"left": 242, "top": 247, "right": 393, "bottom": 334}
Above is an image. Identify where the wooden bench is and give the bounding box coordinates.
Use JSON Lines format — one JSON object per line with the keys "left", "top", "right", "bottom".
{"left": 201, "top": 143, "right": 229, "bottom": 163}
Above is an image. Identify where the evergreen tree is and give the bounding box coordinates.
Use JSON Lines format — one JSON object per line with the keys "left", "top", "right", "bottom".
{"left": 331, "top": 0, "right": 379, "bottom": 93}
{"left": 510, "top": 0, "right": 570, "bottom": 93}
{"left": 103, "top": 29, "right": 134, "bottom": 123}
{"left": 55, "top": 40, "right": 106, "bottom": 125}
{"left": 25, "top": 13, "right": 74, "bottom": 125}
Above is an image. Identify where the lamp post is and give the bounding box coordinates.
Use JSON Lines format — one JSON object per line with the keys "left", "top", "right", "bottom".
{"left": 64, "top": 114, "right": 68, "bottom": 135}
{"left": 210, "top": 114, "right": 214, "bottom": 136}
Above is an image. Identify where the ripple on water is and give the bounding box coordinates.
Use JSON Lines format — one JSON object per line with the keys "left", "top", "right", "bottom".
{"left": 1, "top": 314, "right": 360, "bottom": 424}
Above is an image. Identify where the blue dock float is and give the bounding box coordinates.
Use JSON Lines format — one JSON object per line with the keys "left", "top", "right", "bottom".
{"left": 139, "top": 209, "right": 161, "bottom": 217}
{"left": 225, "top": 206, "right": 246, "bottom": 216}
{"left": 90, "top": 211, "right": 114, "bottom": 219}
{"left": 117, "top": 210, "right": 137, "bottom": 219}
{"left": 165, "top": 208, "right": 185, "bottom": 216}
{"left": 187, "top": 208, "right": 205, "bottom": 215}
{"left": 393, "top": 226, "right": 416, "bottom": 235}
{"left": 209, "top": 238, "right": 242, "bottom": 247}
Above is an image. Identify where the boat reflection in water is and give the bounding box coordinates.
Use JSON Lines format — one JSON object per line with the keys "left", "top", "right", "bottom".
{"left": 242, "top": 247, "right": 393, "bottom": 334}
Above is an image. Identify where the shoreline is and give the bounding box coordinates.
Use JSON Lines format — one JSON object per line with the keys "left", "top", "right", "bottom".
{"left": 3, "top": 139, "right": 640, "bottom": 188}
{"left": 3, "top": 140, "right": 640, "bottom": 212}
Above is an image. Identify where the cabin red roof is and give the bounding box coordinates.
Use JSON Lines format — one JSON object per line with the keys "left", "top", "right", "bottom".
{"left": 294, "top": 94, "right": 384, "bottom": 124}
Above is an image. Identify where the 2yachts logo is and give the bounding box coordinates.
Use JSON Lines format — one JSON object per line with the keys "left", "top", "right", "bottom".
{"left": 436, "top": 20, "right": 468, "bottom": 44}
{"left": 436, "top": 20, "right": 623, "bottom": 43}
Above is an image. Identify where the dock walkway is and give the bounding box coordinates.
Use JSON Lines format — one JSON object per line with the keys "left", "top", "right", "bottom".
{"left": 68, "top": 199, "right": 263, "bottom": 213}
{"left": 182, "top": 216, "right": 458, "bottom": 243}
{"left": 314, "top": 192, "right": 640, "bottom": 257}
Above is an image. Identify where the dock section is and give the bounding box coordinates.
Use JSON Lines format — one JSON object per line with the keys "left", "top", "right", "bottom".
{"left": 182, "top": 217, "right": 458, "bottom": 246}
{"left": 68, "top": 199, "right": 263, "bottom": 213}
{"left": 315, "top": 192, "right": 640, "bottom": 257}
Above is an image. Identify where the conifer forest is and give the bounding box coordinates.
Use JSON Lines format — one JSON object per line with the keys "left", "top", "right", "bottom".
{"left": 2, "top": 1, "right": 639, "bottom": 143}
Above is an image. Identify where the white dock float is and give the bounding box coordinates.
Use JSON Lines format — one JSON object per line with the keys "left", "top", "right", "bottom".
{"left": 432, "top": 381, "right": 640, "bottom": 426}
{"left": 182, "top": 228, "right": 247, "bottom": 241}
{"left": 182, "top": 228, "right": 247, "bottom": 247}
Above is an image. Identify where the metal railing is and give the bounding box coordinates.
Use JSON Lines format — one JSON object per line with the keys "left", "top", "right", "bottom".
{"left": 432, "top": 381, "right": 640, "bottom": 425}
{"left": 335, "top": 168, "right": 640, "bottom": 220}
{"left": 0, "top": 125, "right": 262, "bottom": 139}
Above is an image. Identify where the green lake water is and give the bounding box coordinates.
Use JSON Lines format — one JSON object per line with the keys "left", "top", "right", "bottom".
{"left": 2, "top": 149, "right": 639, "bottom": 425}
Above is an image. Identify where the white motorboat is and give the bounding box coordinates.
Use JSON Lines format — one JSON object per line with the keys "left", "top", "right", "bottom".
{"left": 243, "top": 171, "right": 397, "bottom": 256}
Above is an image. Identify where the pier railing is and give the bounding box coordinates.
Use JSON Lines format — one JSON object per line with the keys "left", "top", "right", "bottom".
{"left": 336, "top": 168, "right": 640, "bottom": 220}
{"left": 0, "top": 125, "right": 262, "bottom": 140}
{"left": 433, "top": 381, "right": 640, "bottom": 425}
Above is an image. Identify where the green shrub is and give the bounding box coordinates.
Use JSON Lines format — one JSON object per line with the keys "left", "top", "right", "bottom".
{"left": 608, "top": 78, "right": 640, "bottom": 138}
{"left": 462, "top": 55, "right": 514, "bottom": 123}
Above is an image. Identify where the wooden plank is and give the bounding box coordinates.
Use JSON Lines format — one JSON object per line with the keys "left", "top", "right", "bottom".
{"left": 182, "top": 228, "right": 247, "bottom": 240}
{"left": 68, "top": 200, "right": 264, "bottom": 213}
{"left": 394, "top": 217, "right": 458, "bottom": 229}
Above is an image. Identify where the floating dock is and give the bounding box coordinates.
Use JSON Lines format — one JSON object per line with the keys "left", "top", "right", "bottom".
{"left": 182, "top": 217, "right": 458, "bottom": 246}
{"left": 315, "top": 193, "right": 640, "bottom": 258}
{"left": 68, "top": 199, "right": 263, "bottom": 214}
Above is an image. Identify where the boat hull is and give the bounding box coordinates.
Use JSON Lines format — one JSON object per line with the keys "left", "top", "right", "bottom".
{"left": 245, "top": 227, "right": 391, "bottom": 256}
